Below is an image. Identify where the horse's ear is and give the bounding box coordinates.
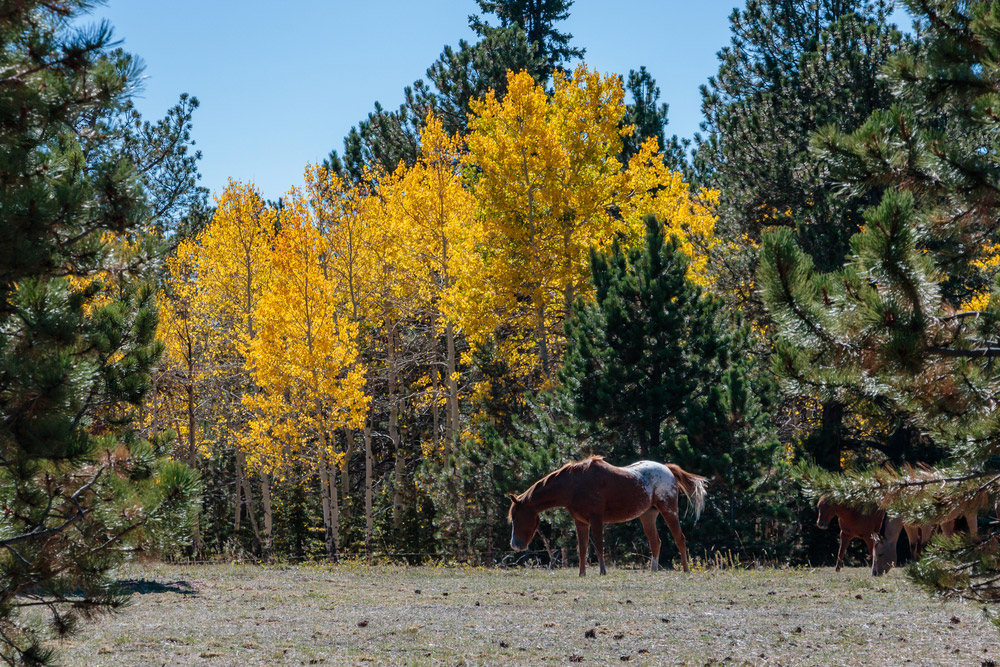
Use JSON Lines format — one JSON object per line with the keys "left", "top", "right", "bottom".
{"left": 508, "top": 493, "right": 519, "bottom": 503}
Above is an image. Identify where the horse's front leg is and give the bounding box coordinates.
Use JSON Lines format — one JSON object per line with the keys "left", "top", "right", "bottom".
{"left": 835, "top": 532, "right": 849, "bottom": 572}
{"left": 575, "top": 519, "right": 590, "bottom": 577}
{"left": 591, "top": 519, "right": 607, "bottom": 575}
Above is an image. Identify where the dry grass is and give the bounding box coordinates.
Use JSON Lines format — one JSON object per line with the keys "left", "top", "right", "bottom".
{"left": 54, "top": 562, "right": 1000, "bottom": 666}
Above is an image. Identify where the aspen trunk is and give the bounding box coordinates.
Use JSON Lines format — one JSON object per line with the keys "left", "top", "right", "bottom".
{"left": 390, "top": 390, "right": 403, "bottom": 530}
{"left": 389, "top": 328, "right": 405, "bottom": 530}
{"left": 261, "top": 472, "right": 273, "bottom": 561}
{"left": 235, "top": 449, "right": 264, "bottom": 554}
{"left": 341, "top": 430, "right": 354, "bottom": 521}
{"left": 364, "top": 423, "right": 373, "bottom": 564}
{"left": 234, "top": 450, "right": 243, "bottom": 532}
{"left": 431, "top": 364, "right": 440, "bottom": 450}
{"left": 535, "top": 300, "right": 550, "bottom": 377}
{"left": 330, "top": 458, "right": 340, "bottom": 556}
{"left": 446, "top": 320, "right": 459, "bottom": 454}
{"left": 318, "top": 450, "right": 335, "bottom": 562}
{"left": 186, "top": 380, "right": 201, "bottom": 557}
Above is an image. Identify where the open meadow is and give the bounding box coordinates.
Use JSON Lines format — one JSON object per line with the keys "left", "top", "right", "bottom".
{"left": 56, "top": 562, "right": 1000, "bottom": 666}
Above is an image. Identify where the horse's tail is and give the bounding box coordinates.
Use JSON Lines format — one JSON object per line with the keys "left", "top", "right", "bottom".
{"left": 666, "top": 464, "right": 708, "bottom": 522}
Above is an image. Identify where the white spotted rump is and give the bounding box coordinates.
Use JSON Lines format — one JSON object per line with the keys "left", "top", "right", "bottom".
{"left": 626, "top": 460, "right": 679, "bottom": 507}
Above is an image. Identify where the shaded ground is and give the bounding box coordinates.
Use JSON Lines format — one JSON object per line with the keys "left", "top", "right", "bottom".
{"left": 56, "top": 562, "right": 1000, "bottom": 665}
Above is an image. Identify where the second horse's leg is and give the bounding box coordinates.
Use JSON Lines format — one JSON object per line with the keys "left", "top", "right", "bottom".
{"left": 836, "top": 532, "right": 850, "bottom": 572}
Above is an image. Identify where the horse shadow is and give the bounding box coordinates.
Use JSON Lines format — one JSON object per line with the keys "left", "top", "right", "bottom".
{"left": 116, "top": 578, "right": 199, "bottom": 596}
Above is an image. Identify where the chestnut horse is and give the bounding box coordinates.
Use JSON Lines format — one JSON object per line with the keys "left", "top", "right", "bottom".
{"left": 816, "top": 497, "right": 886, "bottom": 572}
{"left": 507, "top": 456, "right": 707, "bottom": 575}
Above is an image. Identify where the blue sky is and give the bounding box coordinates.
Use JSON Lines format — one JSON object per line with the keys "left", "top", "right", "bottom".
{"left": 89, "top": 1, "right": 902, "bottom": 203}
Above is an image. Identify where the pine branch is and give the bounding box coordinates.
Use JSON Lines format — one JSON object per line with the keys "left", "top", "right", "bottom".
{"left": 0, "top": 466, "right": 105, "bottom": 549}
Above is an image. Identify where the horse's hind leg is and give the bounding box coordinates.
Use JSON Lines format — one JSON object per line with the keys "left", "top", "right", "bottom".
{"left": 660, "top": 507, "right": 689, "bottom": 573}
{"left": 575, "top": 519, "right": 590, "bottom": 577}
{"left": 639, "top": 509, "right": 661, "bottom": 572}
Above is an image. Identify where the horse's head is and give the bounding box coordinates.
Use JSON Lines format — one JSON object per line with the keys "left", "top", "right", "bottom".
{"left": 507, "top": 493, "right": 539, "bottom": 552}
{"left": 816, "top": 496, "right": 835, "bottom": 529}
{"left": 872, "top": 516, "right": 904, "bottom": 576}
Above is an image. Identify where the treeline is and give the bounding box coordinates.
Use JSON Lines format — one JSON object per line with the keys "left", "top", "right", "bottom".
{"left": 150, "top": 67, "right": 735, "bottom": 563}
{"left": 150, "top": 0, "right": 921, "bottom": 568}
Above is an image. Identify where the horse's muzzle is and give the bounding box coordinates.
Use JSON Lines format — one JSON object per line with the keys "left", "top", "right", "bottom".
{"left": 817, "top": 520, "right": 828, "bottom": 529}
{"left": 510, "top": 539, "right": 526, "bottom": 551}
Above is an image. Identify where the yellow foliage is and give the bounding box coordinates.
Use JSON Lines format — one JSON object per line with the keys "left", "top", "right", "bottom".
{"left": 459, "top": 64, "right": 717, "bottom": 382}
{"left": 242, "top": 188, "right": 370, "bottom": 472}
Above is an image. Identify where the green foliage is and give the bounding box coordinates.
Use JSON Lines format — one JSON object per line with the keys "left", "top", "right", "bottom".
{"left": 698, "top": 0, "right": 903, "bottom": 271}
{"left": 0, "top": 2, "right": 203, "bottom": 662}
{"left": 561, "top": 215, "right": 785, "bottom": 555}
{"left": 562, "top": 215, "right": 727, "bottom": 459}
{"left": 761, "top": 0, "right": 1000, "bottom": 621}
{"left": 469, "top": 0, "right": 584, "bottom": 72}
{"left": 621, "top": 67, "right": 692, "bottom": 179}
{"left": 326, "top": 0, "right": 581, "bottom": 178}
{"left": 695, "top": 0, "right": 907, "bottom": 473}
{"left": 424, "top": 389, "right": 587, "bottom": 563}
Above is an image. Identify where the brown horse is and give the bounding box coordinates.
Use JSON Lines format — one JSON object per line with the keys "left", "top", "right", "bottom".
{"left": 507, "top": 456, "right": 707, "bottom": 575}
{"left": 816, "top": 497, "right": 886, "bottom": 572}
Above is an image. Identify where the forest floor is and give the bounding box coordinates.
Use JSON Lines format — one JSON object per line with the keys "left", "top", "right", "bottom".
{"left": 54, "top": 561, "right": 1000, "bottom": 666}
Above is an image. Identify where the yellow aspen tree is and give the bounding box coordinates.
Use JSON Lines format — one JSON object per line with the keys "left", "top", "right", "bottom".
{"left": 307, "top": 161, "right": 426, "bottom": 536}
{"left": 304, "top": 164, "right": 382, "bottom": 557}
{"left": 156, "top": 238, "right": 212, "bottom": 555}
{"left": 364, "top": 176, "right": 424, "bottom": 531}
{"left": 385, "top": 112, "right": 474, "bottom": 454}
{"left": 461, "top": 65, "right": 718, "bottom": 386}
{"left": 193, "top": 179, "right": 277, "bottom": 555}
{"left": 462, "top": 65, "right": 631, "bottom": 381}
{"left": 244, "top": 186, "right": 370, "bottom": 560}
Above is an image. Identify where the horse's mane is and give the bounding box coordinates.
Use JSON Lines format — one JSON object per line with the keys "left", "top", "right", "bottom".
{"left": 507, "top": 456, "right": 604, "bottom": 522}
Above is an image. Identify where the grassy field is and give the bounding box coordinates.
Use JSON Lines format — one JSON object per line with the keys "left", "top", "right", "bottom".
{"left": 54, "top": 562, "right": 1000, "bottom": 666}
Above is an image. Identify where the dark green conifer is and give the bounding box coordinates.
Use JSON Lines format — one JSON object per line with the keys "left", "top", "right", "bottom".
{"left": 562, "top": 216, "right": 724, "bottom": 460}
{"left": 561, "top": 216, "right": 782, "bottom": 551}
{"left": 697, "top": 0, "right": 905, "bottom": 471}
{"left": 762, "top": 0, "right": 1000, "bottom": 617}
{"left": 0, "top": 3, "right": 202, "bottom": 661}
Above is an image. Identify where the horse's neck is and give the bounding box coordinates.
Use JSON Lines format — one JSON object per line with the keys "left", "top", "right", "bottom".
{"left": 523, "top": 469, "right": 571, "bottom": 513}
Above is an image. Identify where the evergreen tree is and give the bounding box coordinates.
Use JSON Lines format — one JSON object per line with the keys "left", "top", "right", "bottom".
{"left": 327, "top": 0, "right": 580, "bottom": 178}
{"left": 469, "top": 0, "right": 584, "bottom": 72}
{"left": 698, "top": 0, "right": 902, "bottom": 271}
{"left": 696, "top": 0, "right": 905, "bottom": 471}
{"left": 761, "top": 0, "right": 1000, "bottom": 619}
{"left": 0, "top": 3, "right": 202, "bottom": 661}
{"left": 562, "top": 215, "right": 725, "bottom": 460}
{"left": 562, "top": 215, "right": 783, "bottom": 553}
{"left": 621, "top": 67, "right": 690, "bottom": 178}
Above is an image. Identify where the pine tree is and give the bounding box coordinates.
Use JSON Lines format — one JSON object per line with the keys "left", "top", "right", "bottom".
{"left": 468, "top": 0, "right": 584, "bottom": 72}
{"left": 760, "top": 0, "right": 1000, "bottom": 618}
{"left": 562, "top": 215, "right": 782, "bottom": 552}
{"left": 696, "top": 0, "right": 905, "bottom": 471}
{"left": 0, "top": 3, "right": 202, "bottom": 662}
{"left": 620, "top": 67, "right": 690, "bottom": 177}
{"left": 562, "top": 215, "right": 725, "bottom": 459}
